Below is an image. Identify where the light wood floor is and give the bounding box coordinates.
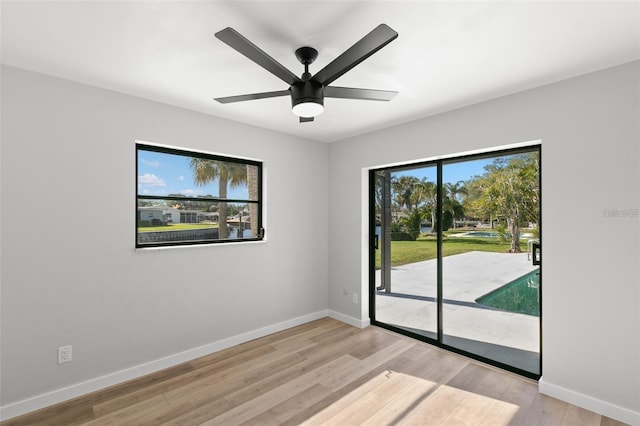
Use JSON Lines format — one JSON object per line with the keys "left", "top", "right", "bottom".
{"left": 1, "top": 318, "right": 628, "bottom": 426}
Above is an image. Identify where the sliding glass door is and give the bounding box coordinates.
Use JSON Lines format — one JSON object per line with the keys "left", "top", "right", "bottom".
{"left": 370, "top": 147, "right": 541, "bottom": 378}
{"left": 373, "top": 166, "right": 438, "bottom": 339}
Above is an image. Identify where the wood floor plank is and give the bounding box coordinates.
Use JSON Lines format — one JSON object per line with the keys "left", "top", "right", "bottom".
{"left": 270, "top": 320, "right": 347, "bottom": 352}
{"left": 443, "top": 389, "right": 505, "bottom": 425}
{"left": 219, "top": 329, "right": 376, "bottom": 409}
{"left": 346, "top": 329, "right": 405, "bottom": 359}
{"left": 318, "top": 339, "right": 415, "bottom": 392}
{"left": 1, "top": 318, "right": 624, "bottom": 426}
{"left": 201, "top": 355, "right": 361, "bottom": 426}
{"left": 239, "top": 383, "right": 333, "bottom": 426}
{"left": 446, "top": 362, "right": 492, "bottom": 392}
{"left": 1, "top": 363, "right": 195, "bottom": 426}
{"left": 188, "top": 318, "right": 337, "bottom": 370}
{"left": 479, "top": 399, "right": 522, "bottom": 426}
{"left": 513, "top": 392, "right": 569, "bottom": 426}
{"left": 399, "top": 382, "right": 470, "bottom": 424}
{"left": 92, "top": 344, "right": 275, "bottom": 417}
{"left": 419, "top": 346, "right": 471, "bottom": 384}
{"left": 471, "top": 367, "right": 523, "bottom": 400}
{"left": 158, "top": 397, "right": 231, "bottom": 426}
{"left": 163, "top": 349, "right": 306, "bottom": 404}
{"left": 309, "top": 322, "right": 354, "bottom": 343}
{"left": 359, "top": 376, "right": 439, "bottom": 426}
{"left": 601, "top": 415, "right": 632, "bottom": 426}
{"left": 321, "top": 371, "right": 421, "bottom": 426}
{"left": 219, "top": 326, "right": 401, "bottom": 411}
{"left": 160, "top": 323, "right": 331, "bottom": 407}
{"left": 85, "top": 394, "right": 168, "bottom": 425}
{"left": 561, "top": 403, "right": 602, "bottom": 426}
{"left": 117, "top": 384, "right": 233, "bottom": 425}
{"left": 299, "top": 370, "right": 398, "bottom": 425}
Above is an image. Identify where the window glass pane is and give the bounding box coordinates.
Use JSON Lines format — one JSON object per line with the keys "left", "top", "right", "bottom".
{"left": 442, "top": 151, "right": 540, "bottom": 375}
{"left": 137, "top": 150, "right": 254, "bottom": 200}
{"left": 136, "top": 144, "right": 262, "bottom": 247}
{"left": 137, "top": 199, "right": 259, "bottom": 245}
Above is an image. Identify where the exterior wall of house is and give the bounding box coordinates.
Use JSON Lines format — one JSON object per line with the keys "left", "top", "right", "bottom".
{"left": 327, "top": 61, "right": 639, "bottom": 423}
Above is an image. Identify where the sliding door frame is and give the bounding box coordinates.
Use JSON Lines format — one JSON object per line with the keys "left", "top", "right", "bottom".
{"left": 369, "top": 145, "right": 542, "bottom": 380}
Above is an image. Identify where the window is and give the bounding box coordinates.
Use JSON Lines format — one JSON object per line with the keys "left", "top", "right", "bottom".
{"left": 136, "top": 143, "right": 263, "bottom": 248}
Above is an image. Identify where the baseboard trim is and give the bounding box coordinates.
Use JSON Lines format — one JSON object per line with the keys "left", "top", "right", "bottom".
{"left": 328, "top": 310, "right": 370, "bottom": 328}
{"left": 539, "top": 377, "right": 639, "bottom": 425}
{"left": 0, "top": 310, "right": 330, "bottom": 421}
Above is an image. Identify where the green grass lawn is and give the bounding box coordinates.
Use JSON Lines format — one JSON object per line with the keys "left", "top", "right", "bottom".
{"left": 137, "top": 223, "right": 219, "bottom": 232}
{"left": 375, "top": 235, "right": 523, "bottom": 269}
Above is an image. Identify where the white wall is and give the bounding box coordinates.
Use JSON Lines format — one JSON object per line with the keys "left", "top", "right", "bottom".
{"left": 327, "top": 61, "right": 639, "bottom": 423}
{"left": 0, "top": 66, "right": 329, "bottom": 414}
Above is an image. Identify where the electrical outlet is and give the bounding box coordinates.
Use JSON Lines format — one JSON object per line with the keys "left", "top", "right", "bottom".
{"left": 58, "top": 345, "right": 72, "bottom": 364}
{"left": 352, "top": 293, "right": 358, "bottom": 304}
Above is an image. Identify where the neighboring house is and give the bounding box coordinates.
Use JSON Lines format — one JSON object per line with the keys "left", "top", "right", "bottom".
{"left": 138, "top": 206, "right": 180, "bottom": 225}
{"left": 200, "top": 212, "right": 219, "bottom": 223}
{"left": 138, "top": 207, "right": 221, "bottom": 225}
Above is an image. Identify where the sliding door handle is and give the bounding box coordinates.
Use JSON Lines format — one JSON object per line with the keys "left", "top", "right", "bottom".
{"left": 532, "top": 242, "right": 541, "bottom": 266}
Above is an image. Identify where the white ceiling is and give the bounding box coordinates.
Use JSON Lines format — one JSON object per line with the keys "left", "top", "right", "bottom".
{"left": 2, "top": 1, "right": 639, "bottom": 142}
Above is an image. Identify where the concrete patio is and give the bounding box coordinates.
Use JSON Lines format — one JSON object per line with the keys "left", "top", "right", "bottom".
{"left": 374, "top": 251, "right": 540, "bottom": 373}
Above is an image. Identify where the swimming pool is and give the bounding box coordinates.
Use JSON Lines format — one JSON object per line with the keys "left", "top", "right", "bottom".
{"left": 462, "top": 231, "right": 502, "bottom": 238}
{"left": 475, "top": 269, "right": 540, "bottom": 316}
{"left": 453, "top": 231, "right": 535, "bottom": 238}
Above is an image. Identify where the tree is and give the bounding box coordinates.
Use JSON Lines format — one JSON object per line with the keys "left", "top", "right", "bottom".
{"left": 246, "top": 164, "right": 259, "bottom": 237}
{"left": 400, "top": 208, "right": 425, "bottom": 240}
{"left": 444, "top": 181, "right": 468, "bottom": 228}
{"left": 441, "top": 196, "right": 464, "bottom": 231}
{"left": 413, "top": 179, "right": 437, "bottom": 234}
{"left": 189, "top": 158, "right": 247, "bottom": 239}
{"left": 467, "top": 153, "right": 539, "bottom": 252}
{"left": 392, "top": 175, "right": 420, "bottom": 211}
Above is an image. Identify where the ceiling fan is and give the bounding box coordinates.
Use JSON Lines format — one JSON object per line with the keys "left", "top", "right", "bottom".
{"left": 214, "top": 24, "right": 399, "bottom": 123}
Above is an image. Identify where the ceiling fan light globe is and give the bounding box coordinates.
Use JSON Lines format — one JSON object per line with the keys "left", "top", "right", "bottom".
{"left": 292, "top": 101, "right": 324, "bottom": 117}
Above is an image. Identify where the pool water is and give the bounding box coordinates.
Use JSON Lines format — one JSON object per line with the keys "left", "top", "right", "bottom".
{"left": 476, "top": 270, "right": 540, "bottom": 316}
{"left": 454, "top": 231, "right": 536, "bottom": 239}
{"left": 463, "top": 231, "right": 502, "bottom": 238}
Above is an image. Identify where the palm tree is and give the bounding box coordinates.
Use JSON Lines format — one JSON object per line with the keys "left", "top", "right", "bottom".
{"left": 445, "top": 181, "right": 468, "bottom": 228}
{"left": 189, "top": 158, "right": 247, "bottom": 239}
{"left": 442, "top": 196, "right": 465, "bottom": 230}
{"left": 443, "top": 180, "right": 469, "bottom": 229}
{"left": 246, "top": 164, "right": 259, "bottom": 238}
{"left": 392, "top": 176, "right": 420, "bottom": 212}
{"left": 445, "top": 180, "right": 468, "bottom": 201}
{"left": 413, "top": 178, "right": 437, "bottom": 234}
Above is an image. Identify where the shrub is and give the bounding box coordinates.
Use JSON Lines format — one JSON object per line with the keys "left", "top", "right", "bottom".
{"left": 391, "top": 232, "right": 416, "bottom": 241}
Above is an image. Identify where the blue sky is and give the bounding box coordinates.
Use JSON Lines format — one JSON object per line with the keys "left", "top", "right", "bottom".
{"left": 137, "top": 150, "right": 249, "bottom": 199}
{"left": 392, "top": 157, "right": 495, "bottom": 184}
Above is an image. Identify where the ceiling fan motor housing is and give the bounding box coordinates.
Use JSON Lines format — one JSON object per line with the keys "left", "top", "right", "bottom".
{"left": 290, "top": 79, "right": 324, "bottom": 110}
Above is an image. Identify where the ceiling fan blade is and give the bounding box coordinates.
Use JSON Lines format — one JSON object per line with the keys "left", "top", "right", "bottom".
{"left": 312, "top": 24, "right": 398, "bottom": 86}
{"left": 325, "top": 86, "right": 398, "bottom": 101}
{"left": 300, "top": 116, "right": 314, "bottom": 123}
{"left": 216, "top": 27, "right": 300, "bottom": 86}
{"left": 214, "top": 90, "right": 290, "bottom": 104}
